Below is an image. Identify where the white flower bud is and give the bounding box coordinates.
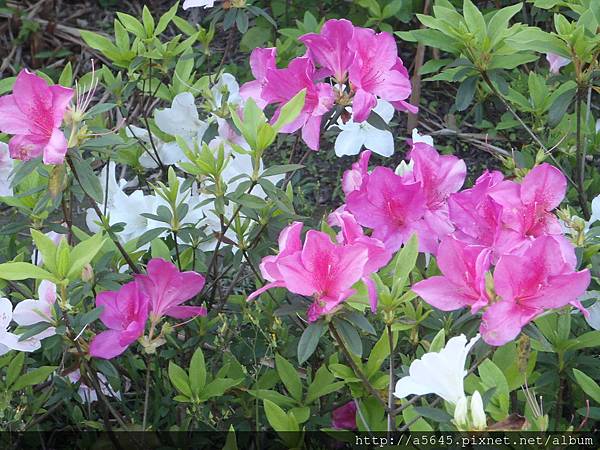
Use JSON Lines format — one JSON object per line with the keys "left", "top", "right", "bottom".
{"left": 470, "top": 390, "right": 487, "bottom": 430}
{"left": 453, "top": 396, "right": 468, "bottom": 430}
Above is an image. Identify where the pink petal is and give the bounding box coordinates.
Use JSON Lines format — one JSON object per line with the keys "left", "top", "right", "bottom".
{"left": 0, "top": 95, "right": 31, "bottom": 134}
{"left": 89, "top": 330, "right": 129, "bottom": 359}
{"left": 480, "top": 301, "right": 540, "bottom": 346}
{"left": 521, "top": 163, "right": 566, "bottom": 211}
{"left": 42, "top": 128, "right": 69, "bottom": 165}
{"left": 351, "top": 88, "right": 377, "bottom": 123}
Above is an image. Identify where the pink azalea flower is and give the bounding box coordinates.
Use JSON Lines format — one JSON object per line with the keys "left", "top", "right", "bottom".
{"left": 348, "top": 28, "right": 412, "bottom": 122}
{"left": 546, "top": 53, "right": 570, "bottom": 74}
{"left": 480, "top": 235, "right": 590, "bottom": 346}
{"left": 299, "top": 19, "right": 356, "bottom": 82}
{"left": 328, "top": 210, "right": 392, "bottom": 311}
{"left": 261, "top": 57, "right": 335, "bottom": 150}
{"left": 345, "top": 166, "right": 427, "bottom": 253}
{"left": 412, "top": 237, "right": 491, "bottom": 313}
{"left": 494, "top": 163, "right": 566, "bottom": 240}
{"left": 135, "top": 258, "right": 207, "bottom": 320}
{"left": 403, "top": 143, "right": 466, "bottom": 253}
{"left": 331, "top": 401, "right": 357, "bottom": 430}
{"left": 448, "top": 171, "right": 524, "bottom": 258}
{"left": 89, "top": 282, "right": 149, "bottom": 359}
{"left": 249, "top": 228, "right": 368, "bottom": 322}
{"left": 0, "top": 70, "right": 73, "bottom": 164}
{"left": 341, "top": 150, "right": 371, "bottom": 195}
{"left": 255, "top": 221, "right": 304, "bottom": 294}
{"left": 239, "top": 47, "right": 277, "bottom": 109}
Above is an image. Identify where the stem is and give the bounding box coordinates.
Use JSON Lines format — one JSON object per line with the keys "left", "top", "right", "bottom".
{"left": 172, "top": 230, "right": 182, "bottom": 270}
{"left": 142, "top": 356, "right": 152, "bottom": 430}
{"left": 387, "top": 324, "right": 396, "bottom": 432}
{"left": 328, "top": 322, "right": 388, "bottom": 410}
{"left": 575, "top": 88, "right": 591, "bottom": 219}
{"left": 66, "top": 154, "right": 141, "bottom": 274}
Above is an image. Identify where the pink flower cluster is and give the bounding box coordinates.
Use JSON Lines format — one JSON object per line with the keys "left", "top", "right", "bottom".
{"left": 0, "top": 70, "right": 73, "bottom": 165}
{"left": 247, "top": 218, "right": 391, "bottom": 322}
{"left": 339, "top": 141, "right": 589, "bottom": 346}
{"left": 90, "top": 258, "right": 206, "bottom": 359}
{"left": 240, "top": 19, "right": 414, "bottom": 151}
{"left": 251, "top": 138, "right": 591, "bottom": 346}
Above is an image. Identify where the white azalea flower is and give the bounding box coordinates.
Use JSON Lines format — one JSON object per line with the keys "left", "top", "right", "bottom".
{"left": 334, "top": 100, "right": 395, "bottom": 157}
{"left": 67, "top": 369, "right": 121, "bottom": 404}
{"left": 212, "top": 73, "right": 242, "bottom": 109}
{"left": 394, "top": 334, "right": 480, "bottom": 405}
{"left": 0, "top": 298, "right": 44, "bottom": 355}
{"left": 183, "top": 0, "right": 216, "bottom": 9}
{"left": 411, "top": 128, "right": 434, "bottom": 146}
{"left": 0, "top": 142, "right": 13, "bottom": 197}
{"left": 86, "top": 162, "right": 162, "bottom": 245}
{"left": 12, "top": 280, "right": 57, "bottom": 342}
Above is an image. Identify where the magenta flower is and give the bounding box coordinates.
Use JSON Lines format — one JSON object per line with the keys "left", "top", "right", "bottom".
{"left": 341, "top": 150, "right": 371, "bottom": 195}
{"left": 403, "top": 143, "right": 466, "bottom": 253}
{"left": 135, "top": 258, "right": 207, "bottom": 320}
{"left": 89, "top": 282, "right": 149, "bottom": 359}
{"left": 495, "top": 163, "right": 566, "bottom": 240}
{"left": 345, "top": 166, "right": 427, "bottom": 253}
{"left": 0, "top": 70, "right": 73, "bottom": 164}
{"left": 480, "top": 236, "right": 590, "bottom": 346}
{"left": 448, "top": 171, "right": 523, "bottom": 258}
{"left": 239, "top": 47, "right": 277, "bottom": 109}
{"left": 261, "top": 57, "right": 335, "bottom": 150}
{"left": 253, "top": 221, "right": 304, "bottom": 296}
{"left": 299, "top": 19, "right": 356, "bottom": 82}
{"left": 412, "top": 237, "right": 491, "bottom": 314}
{"left": 331, "top": 401, "right": 357, "bottom": 430}
{"left": 329, "top": 210, "right": 392, "bottom": 311}
{"left": 348, "top": 28, "right": 412, "bottom": 122}
{"left": 249, "top": 228, "right": 368, "bottom": 322}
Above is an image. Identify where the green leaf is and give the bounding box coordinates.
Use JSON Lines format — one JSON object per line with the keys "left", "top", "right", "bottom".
{"left": 67, "top": 233, "right": 106, "bottom": 281}
{"left": 30, "top": 229, "right": 59, "bottom": 274}
{"left": 70, "top": 156, "right": 104, "bottom": 203}
{"left": 548, "top": 88, "right": 575, "bottom": 128}
{"left": 334, "top": 319, "right": 362, "bottom": 357}
{"left": 6, "top": 352, "right": 24, "bottom": 388}
{"left": 189, "top": 347, "right": 207, "bottom": 397}
{"left": 200, "top": 378, "right": 242, "bottom": 401}
{"left": 260, "top": 164, "right": 303, "bottom": 178}
{"left": 263, "top": 399, "right": 297, "bottom": 432}
{"left": 478, "top": 359, "right": 509, "bottom": 421}
{"left": 455, "top": 76, "right": 478, "bottom": 111}
{"left": 0, "top": 262, "right": 56, "bottom": 282}
{"left": 305, "top": 365, "right": 344, "bottom": 404}
{"left": 222, "top": 425, "right": 238, "bottom": 450}
{"left": 116, "top": 12, "right": 146, "bottom": 38}
{"left": 430, "top": 329, "right": 446, "bottom": 353}
{"left": 247, "top": 389, "right": 297, "bottom": 408}
{"left": 168, "top": 362, "right": 192, "bottom": 398}
{"left": 272, "top": 89, "right": 306, "bottom": 132}
{"left": 487, "top": 3, "right": 522, "bottom": 48}
{"left": 462, "top": 0, "right": 486, "bottom": 36}
{"left": 297, "top": 322, "right": 325, "bottom": 364}
{"left": 58, "top": 62, "right": 73, "bottom": 87}
{"left": 156, "top": 1, "right": 178, "bottom": 35}
{"left": 11, "top": 366, "right": 57, "bottom": 391}
{"left": 275, "top": 354, "right": 302, "bottom": 402}
{"left": 573, "top": 369, "right": 600, "bottom": 404}
{"left": 391, "top": 234, "right": 418, "bottom": 297}
{"left": 366, "top": 327, "right": 397, "bottom": 378}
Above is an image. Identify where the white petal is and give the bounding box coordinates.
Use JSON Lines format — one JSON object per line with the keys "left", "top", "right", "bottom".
{"left": 0, "top": 332, "right": 41, "bottom": 352}
{"left": 411, "top": 128, "right": 434, "bottom": 146}
{"left": 155, "top": 93, "right": 203, "bottom": 140}
{"left": 335, "top": 128, "right": 365, "bottom": 157}
{"left": 373, "top": 100, "right": 395, "bottom": 124}
{"left": 0, "top": 298, "right": 13, "bottom": 331}
{"left": 364, "top": 128, "right": 394, "bottom": 157}
{"left": 13, "top": 300, "right": 52, "bottom": 326}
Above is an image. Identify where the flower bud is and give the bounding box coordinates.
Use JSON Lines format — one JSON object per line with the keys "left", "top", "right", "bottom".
{"left": 453, "top": 396, "right": 468, "bottom": 430}
{"left": 470, "top": 390, "right": 487, "bottom": 430}
{"left": 81, "top": 263, "right": 94, "bottom": 284}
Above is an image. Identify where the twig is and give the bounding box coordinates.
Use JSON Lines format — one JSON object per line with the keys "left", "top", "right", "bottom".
{"left": 328, "top": 322, "right": 387, "bottom": 410}
{"left": 575, "top": 88, "right": 591, "bottom": 218}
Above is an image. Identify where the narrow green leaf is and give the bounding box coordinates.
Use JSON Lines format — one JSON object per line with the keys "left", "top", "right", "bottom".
{"left": 297, "top": 322, "right": 325, "bottom": 364}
